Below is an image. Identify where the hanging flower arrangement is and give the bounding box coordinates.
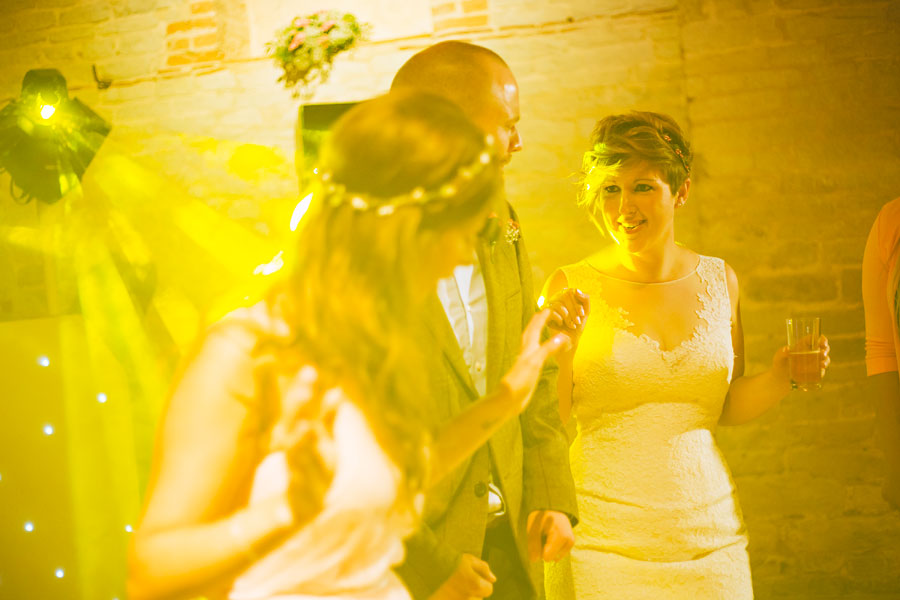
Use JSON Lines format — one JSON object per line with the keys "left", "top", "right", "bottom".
{"left": 267, "top": 11, "right": 369, "bottom": 97}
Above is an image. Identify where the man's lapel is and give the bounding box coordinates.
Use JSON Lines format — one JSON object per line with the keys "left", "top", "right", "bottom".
{"left": 423, "top": 293, "right": 478, "bottom": 399}
{"left": 477, "top": 208, "right": 511, "bottom": 393}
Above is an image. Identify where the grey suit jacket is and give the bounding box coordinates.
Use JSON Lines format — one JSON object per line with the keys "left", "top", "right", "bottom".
{"left": 396, "top": 202, "right": 578, "bottom": 599}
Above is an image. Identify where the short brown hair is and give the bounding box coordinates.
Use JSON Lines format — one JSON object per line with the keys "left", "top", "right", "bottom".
{"left": 578, "top": 111, "right": 692, "bottom": 215}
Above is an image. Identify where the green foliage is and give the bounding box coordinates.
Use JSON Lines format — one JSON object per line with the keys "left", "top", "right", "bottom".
{"left": 266, "top": 11, "right": 369, "bottom": 97}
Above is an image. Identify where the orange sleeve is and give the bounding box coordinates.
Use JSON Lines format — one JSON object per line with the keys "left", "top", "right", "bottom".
{"left": 864, "top": 207, "right": 898, "bottom": 375}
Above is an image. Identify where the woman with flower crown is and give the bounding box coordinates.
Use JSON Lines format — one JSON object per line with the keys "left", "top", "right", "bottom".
{"left": 126, "top": 91, "right": 568, "bottom": 600}
{"left": 541, "top": 111, "right": 830, "bottom": 599}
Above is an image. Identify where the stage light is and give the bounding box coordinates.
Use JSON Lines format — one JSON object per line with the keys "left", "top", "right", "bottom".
{"left": 0, "top": 69, "right": 110, "bottom": 204}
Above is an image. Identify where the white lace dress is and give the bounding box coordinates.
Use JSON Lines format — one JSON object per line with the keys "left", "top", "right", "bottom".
{"left": 545, "top": 255, "right": 752, "bottom": 599}
{"left": 224, "top": 302, "right": 416, "bottom": 600}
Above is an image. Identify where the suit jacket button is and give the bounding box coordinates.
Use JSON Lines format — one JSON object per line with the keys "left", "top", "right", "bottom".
{"left": 474, "top": 482, "right": 487, "bottom": 497}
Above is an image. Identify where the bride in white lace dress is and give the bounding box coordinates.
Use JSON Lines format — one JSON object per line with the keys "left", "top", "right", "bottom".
{"left": 127, "top": 92, "right": 568, "bottom": 600}
{"left": 542, "top": 112, "right": 830, "bottom": 599}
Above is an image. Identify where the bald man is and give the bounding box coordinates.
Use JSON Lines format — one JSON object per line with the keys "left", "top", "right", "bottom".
{"left": 391, "top": 42, "right": 578, "bottom": 600}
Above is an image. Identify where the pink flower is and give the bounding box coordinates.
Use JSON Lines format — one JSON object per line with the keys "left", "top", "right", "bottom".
{"left": 292, "top": 17, "right": 310, "bottom": 28}
{"left": 287, "top": 31, "right": 306, "bottom": 51}
{"left": 321, "top": 20, "right": 337, "bottom": 32}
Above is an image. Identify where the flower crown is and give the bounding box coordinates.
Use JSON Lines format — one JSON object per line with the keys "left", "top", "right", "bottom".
{"left": 314, "top": 135, "right": 496, "bottom": 216}
{"left": 579, "top": 129, "right": 692, "bottom": 190}
{"left": 661, "top": 133, "right": 691, "bottom": 175}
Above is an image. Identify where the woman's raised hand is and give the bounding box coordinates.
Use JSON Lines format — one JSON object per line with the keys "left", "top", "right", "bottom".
{"left": 544, "top": 287, "right": 590, "bottom": 343}
{"left": 500, "top": 310, "right": 569, "bottom": 413}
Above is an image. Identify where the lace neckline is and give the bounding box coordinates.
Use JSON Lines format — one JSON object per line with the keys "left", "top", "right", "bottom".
{"left": 590, "top": 255, "right": 716, "bottom": 360}
{"left": 586, "top": 257, "right": 701, "bottom": 285}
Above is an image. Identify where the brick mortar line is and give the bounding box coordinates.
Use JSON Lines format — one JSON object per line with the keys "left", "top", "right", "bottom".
{"left": 32, "top": 9, "right": 681, "bottom": 94}
{"left": 6, "top": 2, "right": 893, "bottom": 96}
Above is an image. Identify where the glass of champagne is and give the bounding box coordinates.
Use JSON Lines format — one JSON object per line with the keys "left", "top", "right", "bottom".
{"left": 785, "top": 317, "right": 822, "bottom": 391}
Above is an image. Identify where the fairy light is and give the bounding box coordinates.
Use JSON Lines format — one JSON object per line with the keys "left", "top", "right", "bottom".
{"left": 124, "top": 524, "right": 133, "bottom": 533}
{"left": 19, "top": 345, "right": 91, "bottom": 592}
{"left": 96, "top": 393, "right": 108, "bottom": 404}
{"left": 537, "top": 295, "right": 545, "bottom": 308}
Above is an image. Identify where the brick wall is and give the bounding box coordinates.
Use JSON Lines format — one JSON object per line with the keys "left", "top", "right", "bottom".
{"left": 680, "top": 1, "right": 900, "bottom": 597}
{"left": 1, "top": 0, "right": 899, "bottom": 597}
{"left": 164, "top": 1, "right": 224, "bottom": 68}
{"left": 432, "top": 0, "right": 490, "bottom": 33}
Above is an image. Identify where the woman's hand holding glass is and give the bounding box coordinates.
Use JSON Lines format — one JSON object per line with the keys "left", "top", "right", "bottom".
{"left": 772, "top": 336, "right": 831, "bottom": 392}
{"left": 780, "top": 318, "right": 832, "bottom": 391}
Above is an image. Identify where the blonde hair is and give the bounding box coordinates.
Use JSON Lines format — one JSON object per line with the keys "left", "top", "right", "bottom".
{"left": 267, "top": 91, "right": 501, "bottom": 491}
{"left": 578, "top": 111, "right": 692, "bottom": 224}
